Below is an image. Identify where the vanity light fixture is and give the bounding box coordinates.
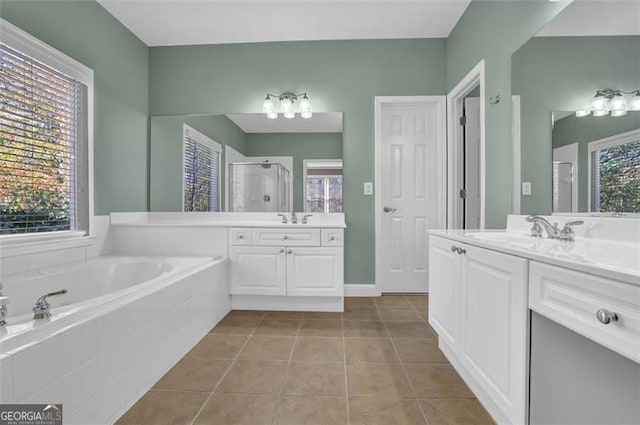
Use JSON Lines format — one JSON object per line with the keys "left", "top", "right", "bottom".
{"left": 262, "top": 92, "right": 312, "bottom": 120}
{"left": 579, "top": 89, "right": 640, "bottom": 118}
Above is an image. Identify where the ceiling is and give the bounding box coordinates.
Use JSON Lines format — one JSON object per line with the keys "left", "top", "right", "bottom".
{"left": 227, "top": 112, "right": 343, "bottom": 133}
{"left": 537, "top": 0, "right": 640, "bottom": 37}
{"left": 96, "top": 0, "right": 471, "bottom": 47}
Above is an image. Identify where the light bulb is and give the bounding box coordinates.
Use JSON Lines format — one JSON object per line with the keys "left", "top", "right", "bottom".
{"left": 590, "top": 92, "right": 607, "bottom": 111}
{"left": 262, "top": 96, "right": 274, "bottom": 114}
{"left": 575, "top": 110, "right": 590, "bottom": 117}
{"left": 266, "top": 111, "right": 278, "bottom": 120}
{"left": 611, "top": 109, "right": 627, "bottom": 117}
{"left": 283, "top": 111, "right": 295, "bottom": 119}
{"left": 301, "top": 111, "right": 312, "bottom": 119}
{"left": 592, "top": 110, "right": 609, "bottom": 117}
{"left": 630, "top": 91, "right": 640, "bottom": 111}
{"left": 609, "top": 92, "right": 627, "bottom": 112}
{"left": 280, "top": 97, "right": 293, "bottom": 114}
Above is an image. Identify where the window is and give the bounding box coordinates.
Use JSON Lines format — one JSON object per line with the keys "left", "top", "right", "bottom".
{"left": 304, "top": 159, "right": 343, "bottom": 213}
{"left": 0, "top": 20, "right": 93, "bottom": 236}
{"left": 183, "top": 124, "right": 221, "bottom": 212}
{"left": 589, "top": 129, "right": 640, "bottom": 213}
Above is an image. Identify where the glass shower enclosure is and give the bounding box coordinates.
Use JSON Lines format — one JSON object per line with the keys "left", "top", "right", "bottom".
{"left": 228, "top": 161, "right": 291, "bottom": 212}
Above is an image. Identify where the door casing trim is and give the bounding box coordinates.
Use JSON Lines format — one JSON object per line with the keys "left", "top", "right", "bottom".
{"left": 374, "top": 95, "right": 447, "bottom": 293}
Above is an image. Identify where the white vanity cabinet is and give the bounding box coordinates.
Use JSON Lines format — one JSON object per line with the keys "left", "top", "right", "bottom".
{"left": 230, "top": 227, "right": 344, "bottom": 299}
{"left": 429, "top": 235, "right": 528, "bottom": 425}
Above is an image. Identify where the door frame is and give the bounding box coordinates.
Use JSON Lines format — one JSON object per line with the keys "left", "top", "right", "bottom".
{"left": 374, "top": 95, "right": 447, "bottom": 292}
{"left": 447, "top": 60, "right": 486, "bottom": 229}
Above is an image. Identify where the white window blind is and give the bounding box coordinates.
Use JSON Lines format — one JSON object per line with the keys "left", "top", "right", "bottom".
{"left": 0, "top": 41, "right": 89, "bottom": 235}
{"left": 183, "top": 125, "right": 221, "bottom": 212}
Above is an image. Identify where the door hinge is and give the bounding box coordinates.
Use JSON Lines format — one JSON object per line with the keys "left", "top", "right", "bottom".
{"left": 459, "top": 116, "right": 466, "bottom": 126}
{"left": 459, "top": 189, "right": 467, "bottom": 199}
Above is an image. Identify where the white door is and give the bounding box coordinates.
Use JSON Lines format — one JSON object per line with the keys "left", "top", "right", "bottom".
{"left": 376, "top": 97, "right": 445, "bottom": 293}
{"left": 464, "top": 97, "right": 481, "bottom": 229}
{"left": 460, "top": 245, "right": 528, "bottom": 425}
{"left": 286, "top": 247, "right": 343, "bottom": 296}
{"left": 428, "top": 236, "right": 461, "bottom": 351}
{"left": 230, "top": 246, "right": 286, "bottom": 295}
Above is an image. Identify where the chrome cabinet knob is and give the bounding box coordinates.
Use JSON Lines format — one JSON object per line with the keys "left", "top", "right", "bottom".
{"left": 451, "top": 246, "right": 457, "bottom": 253}
{"left": 279, "top": 248, "right": 285, "bottom": 253}
{"left": 287, "top": 249, "right": 293, "bottom": 254}
{"left": 329, "top": 235, "right": 336, "bottom": 241}
{"left": 238, "top": 234, "right": 244, "bottom": 240}
{"left": 596, "top": 309, "right": 618, "bottom": 325}
{"left": 283, "top": 235, "right": 288, "bottom": 240}
{"left": 383, "top": 206, "right": 397, "bottom": 213}
{"left": 458, "top": 248, "right": 466, "bottom": 255}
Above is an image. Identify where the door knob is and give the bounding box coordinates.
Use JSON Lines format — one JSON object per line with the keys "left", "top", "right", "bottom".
{"left": 383, "top": 206, "right": 397, "bottom": 213}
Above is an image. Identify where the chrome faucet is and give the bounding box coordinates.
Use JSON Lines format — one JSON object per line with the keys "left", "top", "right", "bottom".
{"left": 291, "top": 212, "right": 298, "bottom": 224}
{"left": 526, "top": 216, "right": 583, "bottom": 242}
{"left": 33, "top": 289, "right": 67, "bottom": 319}
{"left": 277, "top": 213, "right": 288, "bottom": 224}
{"left": 557, "top": 220, "right": 584, "bottom": 242}
{"left": 0, "top": 283, "right": 8, "bottom": 326}
{"left": 302, "top": 214, "right": 312, "bottom": 224}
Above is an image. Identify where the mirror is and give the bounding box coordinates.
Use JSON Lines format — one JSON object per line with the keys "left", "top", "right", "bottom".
{"left": 150, "top": 113, "right": 343, "bottom": 212}
{"left": 511, "top": 1, "right": 640, "bottom": 214}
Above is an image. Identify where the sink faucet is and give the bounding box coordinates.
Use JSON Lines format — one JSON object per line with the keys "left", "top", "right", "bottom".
{"left": 526, "top": 216, "right": 583, "bottom": 242}
{"left": 33, "top": 289, "right": 67, "bottom": 319}
{"left": 277, "top": 213, "right": 288, "bottom": 224}
{"left": 0, "top": 282, "right": 7, "bottom": 326}
{"left": 291, "top": 212, "right": 298, "bottom": 224}
{"left": 302, "top": 214, "right": 312, "bottom": 224}
{"left": 557, "top": 220, "right": 584, "bottom": 242}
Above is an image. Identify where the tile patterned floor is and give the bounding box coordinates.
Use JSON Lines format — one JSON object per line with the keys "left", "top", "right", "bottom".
{"left": 116, "top": 295, "right": 495, "bottom": 425}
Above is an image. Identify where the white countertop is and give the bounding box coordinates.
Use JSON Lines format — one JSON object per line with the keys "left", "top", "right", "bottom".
{"left": 429, "top": 229, "right": 640, "bottom": 286}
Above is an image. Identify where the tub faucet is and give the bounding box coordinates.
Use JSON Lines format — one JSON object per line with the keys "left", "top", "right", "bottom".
{"left": 0, "top": 283, "right": 7, "bottom": 326}
{"left": 33, "top": 289, "right": 67, "bottom": 320}
{"left": 291, "top": 212, "right": 298, "bottom": 224}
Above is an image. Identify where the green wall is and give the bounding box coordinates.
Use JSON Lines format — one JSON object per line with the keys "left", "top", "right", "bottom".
{"left": 512, "top": 36, "right": 640, "bottom": 214}
{"left": 245, "top": 133, "right": 343, "bottom": 212}
{"left": 446, "top": 0, "right": 570, "bottom": 228}
{"left": 149, "top": 39, "right": 447, "bottom": 284}
{"left": 1, "top": 1, "right": 149, "bottom": 214}
{"left": 552, "top": 112, "right": 640, "bottom": 212}
{"left": 150, "top": 115, "right": 247, "bottom": 211}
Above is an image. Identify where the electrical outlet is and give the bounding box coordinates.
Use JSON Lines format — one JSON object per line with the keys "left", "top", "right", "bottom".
{"left": 364, "top": 182, "right": 373, "bottom": 195}
{"left": 522, "top": 182, "right": 532, "bottom": 196}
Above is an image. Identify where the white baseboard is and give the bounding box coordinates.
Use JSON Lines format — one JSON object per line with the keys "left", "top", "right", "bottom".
{"left": 344, "top": 283, "right": 381, "bottom": 297}
{"left": 232, "top": 295, "right": 343, "bottom": 312}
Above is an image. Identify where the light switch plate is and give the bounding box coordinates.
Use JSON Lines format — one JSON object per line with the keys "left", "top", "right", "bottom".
{"left": 364, "top": 182, "right": 373, "bottom": 195}
{"left": 522, "top": 182, "right": 532, "bottom": 196}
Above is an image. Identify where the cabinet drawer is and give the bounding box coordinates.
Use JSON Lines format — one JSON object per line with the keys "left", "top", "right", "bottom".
{"left": 252, "top": 228, "right": 320, "bottom": 246}
{"left": 230, "top": 228, "right": 252, "bottom": 245}
{"left": 321, "top": 229, "right": 344, "bottom": 246}
{"left": 529, "top": 261, "right": 640, "bottom": 363}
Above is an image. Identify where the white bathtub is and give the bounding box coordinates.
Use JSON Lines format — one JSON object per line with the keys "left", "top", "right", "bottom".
{"left": 0, "top": 255, "right": 230, "bottom": 424}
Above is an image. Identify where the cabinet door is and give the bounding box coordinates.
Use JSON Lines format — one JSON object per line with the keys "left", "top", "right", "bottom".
{"left": 230, "top": 246, "right": 286, "bottom": 295}
{"left": 460, "top": 244, "right": 528, "bottom": 425}
{"left": 428, "top": 236, "right": 461, "bottom": 350}
{"left": 286, "top": 247, "right": 343, "bottom": 296}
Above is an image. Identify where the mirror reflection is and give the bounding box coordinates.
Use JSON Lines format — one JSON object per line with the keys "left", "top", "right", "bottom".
{"left": 150, "top": 113, "right": 343, "bottom": 212}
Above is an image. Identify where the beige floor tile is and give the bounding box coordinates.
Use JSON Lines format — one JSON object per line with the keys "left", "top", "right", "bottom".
{"left": 253, "top": 318, "right": 301, "bottom": 336}
{"left": 385, "top": 320, "right": 437, "bottom": 339}
{"left": 347, "top": 363, "right": 413, "bottom": 397}
{"left": 116, "top": 390, "right": 208, "bottom": 425}
{"left": 284, "top": 361, "right": 346, "bottom": 396}
{"left": 186, "top": 334, "right": 248, "bottom": 359}
{"left": 238, "top": 336, "right": 295, "bottom": 360}
{"left": 212, "top": 316, "right": 263, "bottom": 335}
{"left": 405, "top": 295, "right": 429, "bottom": 307}
{"left": 378, "top": 308, "right": 423, "bottom": 321}
{"left": 344, "top": 297, "right": 377, "bottom": 309}
{"left": 343, "top": 308, "right": 381, "bottom": 321}
{"left": 217, "top": 359, "right": 288, "bottom": 394}
{"left": 292, "top": 337, "right": 344, "bottom": 362}
{"left": 153, "top": 357, "right": 232, "bottom": 392}
{"left": 375, "top": 296, "right": 411, "bottom": 308}
{"left": 273, "top": 396, "right": 348, "bottom": 425}
{"left": 225, "top": 310, "right": 266, "bottom": 320}
{"left": 303, "top": 311, "right": 343, "bottom": 320}
{"left": 349, "top": 397, "right": 426, "bottom": 425}
{"left": 404, "top": 364, "right": 475, "bottom": 399}
{"left": 193, "top": 393, "right": 278, "bottom": 425}
{"left": 393, "top": 338, "right": 448, "bottom": 363}
{"left": 419, "top": 399, "right": 495, "bottom": 425}
{"left": 345, "top": 338, "right": 399, "bottom": 364}
{"left": 264, "top": 311, "right": 304, "bottom": 319}
{"left": 344, "top": 321, "right": 389, "bottom": 338}
{"left": 299, "top": 319, "right": 343, "bottom": 337}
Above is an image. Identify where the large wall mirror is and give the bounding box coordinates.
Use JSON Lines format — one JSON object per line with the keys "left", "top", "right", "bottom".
{"left": 150, "top": 113, "right": 343, "bottom": 212}
{"left": 512, "top": 1, "right": 640, "bottom": 215}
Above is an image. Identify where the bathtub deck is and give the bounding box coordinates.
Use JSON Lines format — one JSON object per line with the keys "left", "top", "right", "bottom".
{"left": 115, "top": 295, "right": 494, "bottom": 425}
